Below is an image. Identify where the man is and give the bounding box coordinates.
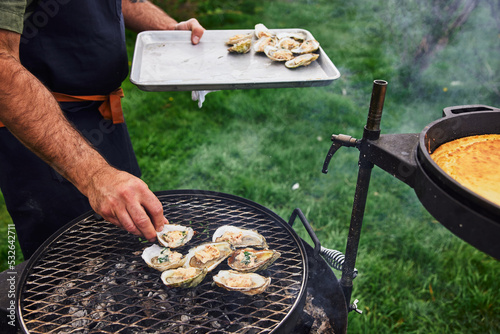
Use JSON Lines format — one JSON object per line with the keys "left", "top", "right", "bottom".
{"left": 0, "top": 0, "right": 205, "bottom": 258}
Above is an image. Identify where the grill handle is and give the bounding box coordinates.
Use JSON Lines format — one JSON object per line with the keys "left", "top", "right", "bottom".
{"left": 288, "top": 208, "right": 321, "bottom": 257}
{"left": 288, "top": 208, "right": 355, "bottom": 276}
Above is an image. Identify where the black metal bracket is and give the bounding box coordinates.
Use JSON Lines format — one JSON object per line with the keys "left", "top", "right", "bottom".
{"left": 322, "top": 134, "right": 359, "bottom": 174}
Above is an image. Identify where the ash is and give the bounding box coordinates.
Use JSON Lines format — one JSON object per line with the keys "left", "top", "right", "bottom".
{"left": 294, "top": 292, "right": 335, "bottom": 334}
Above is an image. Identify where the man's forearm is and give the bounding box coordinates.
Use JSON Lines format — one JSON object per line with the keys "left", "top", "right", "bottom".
{"left": 122, "top": 0, "right": 178, "bottom": 32}
{"left": 0, "top": 52, "right": 113, "bottom": 197}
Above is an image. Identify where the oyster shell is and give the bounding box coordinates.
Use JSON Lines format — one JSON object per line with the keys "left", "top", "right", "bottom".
{"left": 263, "top": 46, "right": 294, "bottom": 62}
{"left": 254, "top": 23, "right": 274, "bottom": 39}
{"left": 285, "top": 53, "right": 319, "bottom": 69}
{"left": 226, "top": 33, "right": 252, "bottom": 45}
{"left": 161, "top": 267, "right": 207, "bottom": 288}
{"left": 228, "top": 248, "right": 281, "bottom": 273}
{"left": 213, "top": 270, "right": 271, "bottom": 295}
{"left": 212, "top": 225, "right": 268, "bottom": 249}
{"left": 227, "top": 38, "right": 252, "bottom": 54}
{"left": 253, "top": 36, "right": 276, "bottom": 53}
{"left": 142, "top": 244, "right": 186, "bottom": 272}
{"left": 157, "top": 224, "right": 194, "bottom": 248}
{"left": 184, "top": 242, "right": 233, "bottom": 272}
{"left": 291, "top": 39, "right": 320, "bottom": 54}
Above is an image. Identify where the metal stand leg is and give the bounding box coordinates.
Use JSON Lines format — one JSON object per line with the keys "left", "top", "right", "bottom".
{"left": 323, "top": 80, "right": 388, "bottom": 313}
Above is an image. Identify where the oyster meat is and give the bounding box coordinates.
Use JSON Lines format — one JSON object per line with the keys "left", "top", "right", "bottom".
{"left": 212, "top": 225, "right": 268, "bottom": 249}
{"left": 161, "top": 267, "right": 207, "bottom": 288}
{"left": 228, "top": 248, "right": 281, "bottom": 273}
{"left": 291, "top": 39, "right": 320, "bottom": 54}
{"left": 213, "top": 270, "right": 271, "bottom": 295}
{"left": 264, "top": 45, "right": 294, "bottom": 62}
{"left": 253, "top": 36, "right": 276, "bottom": 53}
{"left": 184, "top": 242, "right": 233, "bottom": 272}
{"left": 277, "top": 37, "right": 300, "bottom": 51}
{"left": 157, "top": 224, "right": 194, "bottom": 248}
{"left": 142, "top": 244, "right": 186, "bottom": 272}
{"left": 285, "top": 53, "right": 319, "bottom": 69}
{"left": 227, "top": 38, "right": 252, "bottom": 54}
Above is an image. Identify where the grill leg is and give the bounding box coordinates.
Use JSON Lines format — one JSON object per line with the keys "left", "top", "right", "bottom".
{"left": 339, "top": 158, "right": 373, "bottom": 308}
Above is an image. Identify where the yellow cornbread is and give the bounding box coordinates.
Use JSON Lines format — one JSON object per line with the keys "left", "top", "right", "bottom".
{"left": 430, "top": 134, "right": 500, "bottom": 206}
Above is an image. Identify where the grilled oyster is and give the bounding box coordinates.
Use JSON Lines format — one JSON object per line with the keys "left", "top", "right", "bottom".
{"left": 213, "top": 270, "right": 271, "bottom": 295}
{"left": 157, "top": 224, "right": 194, "bottom": 248}
{"left": 226, "top": 33, "right": 252, "bottom": 45}
{"left": 275, "top": 31, "right": 307, "bottom": 42}
{"left": 228, "top": 248, "right": 281, "bottom": 273}
{"left": 277, "top": 37, "right": 300, "bottom": 51}
{"left": 184, "top": 242, "right": 233, "bottom": 272}
{"left": 285, "top": 53, "right": 319, "bottom": 69}
{"left": 161, "top": 267, "right": 207, "bottom": 288}
{"left": 253, "top": 36, "right": 277, "bottom": 53}
{"left": 212, "top": 225, "right": 268, "bottom": 249}
{"left": 254, "top": 23, "right": 274, "bottom": 39}
{"left": 142, "top": 244, "right": 186, "bottom": 272}
{"left": 227, "top": 38, "right": 252, "bottom": 54}
{"left": 264, "top": 46, "right": 294, "bottom": 62}
{"left": 291, "top": 39, "right": 320, "bottom": 54}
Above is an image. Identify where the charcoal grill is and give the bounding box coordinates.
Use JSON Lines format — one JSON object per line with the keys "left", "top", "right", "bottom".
{"left": 14, "top": 190, "right": 348, "bottom": 334}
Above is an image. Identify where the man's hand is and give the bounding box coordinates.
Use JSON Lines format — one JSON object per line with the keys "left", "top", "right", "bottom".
{"left": 122, "top": 1, "right": 205, "bottom": 44}
{"left": 174, "top": 18, "right": 205, "bottom": 45}
{"left": 86, "top": 167, "right": 167, "bottom": 242}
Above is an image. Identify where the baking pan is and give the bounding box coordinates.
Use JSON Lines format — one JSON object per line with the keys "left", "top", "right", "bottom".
{"left": 130, "top": 29, "right": 340, "bottom": 91}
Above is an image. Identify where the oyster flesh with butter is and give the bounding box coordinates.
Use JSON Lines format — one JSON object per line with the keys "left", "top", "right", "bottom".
{"left": 227, "top": 38, "right": 252, "bottom": 54}
{"left": 157, "top": 224, "right": 194, "bottom": 248}
{"left": 253, "top": 36, "right": 277, "bottom": 53}
{"left": 141, "top": 244, "right": 186, "bottom": 272}
{"left": 161, "top": 267, "right": 207, "bottom": 288}
{"left": 228, "top": 248, "right": 281, "bottom": 273}
{"left": 285, "top": 53, "right": 319, "bottom": 69}
{"left": 291, "top": 39, "right": 320, "bottom": 54}
{"left": 213, "top": 270, "right": 271, "bottom": 295}
{"left": 212, "top": 225, "right": 268, "bottom": 249}
{"left": 264, "top": 45, "right": 294, "bottom": 61}
{"left": 184, "top": 242, "right": 233, "bottom": 272}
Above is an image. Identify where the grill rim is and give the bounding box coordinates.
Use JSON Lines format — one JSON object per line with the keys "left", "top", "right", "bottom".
{"left": 16, "top": 189, "right": 309, "bottom": 334}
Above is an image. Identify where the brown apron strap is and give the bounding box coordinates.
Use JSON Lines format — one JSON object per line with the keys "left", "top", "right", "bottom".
{"left": 0, "top": 88, "right": 125, "bottom": 128}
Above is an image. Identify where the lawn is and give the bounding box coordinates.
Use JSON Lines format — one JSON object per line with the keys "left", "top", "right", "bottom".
{"left": 1, "top": 0, "right": 499, "bottom": 333}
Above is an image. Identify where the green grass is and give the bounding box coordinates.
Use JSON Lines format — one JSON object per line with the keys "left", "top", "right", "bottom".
{"left": 1, "top": 0, "right": 499, "bottom": 332}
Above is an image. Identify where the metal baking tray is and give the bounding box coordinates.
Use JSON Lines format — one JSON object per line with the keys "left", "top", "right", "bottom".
{"left": 130, "top": 29, "right": 340, "bottom": 91}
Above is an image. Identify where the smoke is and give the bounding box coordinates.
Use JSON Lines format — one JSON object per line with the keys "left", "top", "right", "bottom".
{"left": 361, "top": 0, "right": 500, "bottom": 134}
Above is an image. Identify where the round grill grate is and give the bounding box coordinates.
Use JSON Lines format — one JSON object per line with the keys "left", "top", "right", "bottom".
{"left": 18, "top": 190, "right": 307, "bottom": 333}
